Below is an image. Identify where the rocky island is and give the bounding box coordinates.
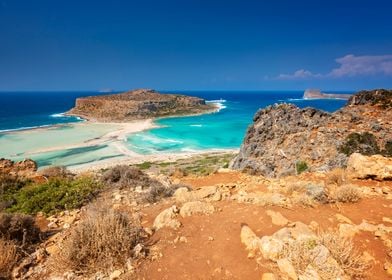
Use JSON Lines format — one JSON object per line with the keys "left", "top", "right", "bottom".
{"left": 232, "top": 89, "right": 392, "bottom": 177}
{"left": 67, "top": 89, "right": 216, "bottom": 122}
{"left": 303, "top": 88, "right": 352, "bottom": 100}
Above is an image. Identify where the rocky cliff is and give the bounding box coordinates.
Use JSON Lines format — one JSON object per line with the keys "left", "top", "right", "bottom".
{"left": 67, "top": 89, "right": 216, "bottom": 122}
{"left": 232, "top": 89, "right": 392, "bottom": 177}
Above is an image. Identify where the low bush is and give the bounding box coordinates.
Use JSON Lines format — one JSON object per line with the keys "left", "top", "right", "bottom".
{"left": 339, "top": 132, "right": 380, "bottom": 156}
{"left": 279, "top": 231, "right": 369, "bottom": 279}
{"left": 142, "top": 183, "right": 186, "bottom": 203}
{"left": 382, "top": 140, "right": 392, "bottom": 157}
{"left": 320, "top": 231, "right": 370, "bottom": 279}
{"left": 295, "top": 161, "right": 308, "bottom": 175}
{"left": 0, "top": 239, "right": 19, "bottom": 279}
{"left": 102, "top": 165, "right": 151, "bottom": 188}
{"left": 8, "top": 176, "right": 102, "bottom": 215}
{"left": 56, "top": 208, "right": 143, "bottom": 274}
{"left": 38, "top": 166, "right": 73, "bottom": 179}
{"left": 335, "top": 185, "right": 361, "bottom": 203}
{"left": 0, "top": 213, "right": 40, "bottom": 246}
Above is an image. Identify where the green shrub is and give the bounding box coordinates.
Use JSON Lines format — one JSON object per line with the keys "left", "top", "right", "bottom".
{"left": 8, "top": 176, "right": 102, "bottom": 215}
{"left": 339, "top": 132, "right": 380, "bottom": 156}
{"left": 295, "top": 161, "right": 308, "bottom": 174}
{"left": 0, "top": 173, "right": 30, "bottom": 211}
{"left": 135, "top": 161, "right": 152, "bottom": 170}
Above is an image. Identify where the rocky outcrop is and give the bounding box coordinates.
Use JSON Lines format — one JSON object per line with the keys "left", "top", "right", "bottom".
{"left": 347, "top": 153, "right": 392, "bottom": 180}
{"left": 0, "top": 158, "right": 37, "bottom": 177}
{"left": 232, "top": 89, "right": 392, "bottom": 177}
{"left": 67, "top": 89, "right": 216, "bottom": 122}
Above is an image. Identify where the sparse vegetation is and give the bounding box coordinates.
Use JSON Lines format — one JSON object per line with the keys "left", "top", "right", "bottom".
{"left": 335, "top": 185, "right": 361, "bottom": 203}
{"left": 325, "top": 168, "right": 346, "bottom": 186}
{"left": 0, "top": 239, "right": 19, "bottom": 279}
{"left": 320, "top": 231, "right": 370, "bottom": 279}
{"left": 7, "top": 176, "right": 101, "bottom": 215}
{"left": 295, "top": 161, "right": 308, "bottom": 175}
{"left": 0, "top": 173, "right": 31, "bottom": 211}
{"left": 56, "top": 208, "right": 144, "bottom": 274}
{"left": 142, "top": 183, "right": 184, "bottom": 203}
{"left": 382, "top": 140, "right": 392, "bottom": 157}
{"left": 339, "top": 132, "right": 380, "bottom": 156}
{"left": 279, "top": 231, "right": 369, "bottom": 279}
{"left": 135, "top": 161, "right": 153, "bottom": 170}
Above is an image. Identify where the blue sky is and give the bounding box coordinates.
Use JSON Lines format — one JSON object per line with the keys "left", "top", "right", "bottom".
{"left": 0, "top": 0, "right": 391, "bottom": 91}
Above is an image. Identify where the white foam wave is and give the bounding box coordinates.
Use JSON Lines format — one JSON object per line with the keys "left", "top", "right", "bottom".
{"left": 190, "top": 124, "right": 203, "bottom": 127}
{"left": 0, "top": 124, "right": 52, "bottom": 133}
{"left": 206, "top": 99, "right": 226, "bottom": 103}
{"left": 137, "top": 134, "right": 183, "bottom": 144}
{"left": 50, "top": 113, "right": 65, "bottom": 118}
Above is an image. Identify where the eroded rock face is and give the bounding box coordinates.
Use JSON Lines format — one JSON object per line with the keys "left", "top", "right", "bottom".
{"left": 347, "top": 153, "right": 392, "bottom": 180}
{"left": 232, "top": 89, "right": 392, "bottom": 177}
{"left": 0, "top": 158, "right": 37, "bottom": 177}
{"left": 67, "top": 89, "right": 215, "bottom": 122}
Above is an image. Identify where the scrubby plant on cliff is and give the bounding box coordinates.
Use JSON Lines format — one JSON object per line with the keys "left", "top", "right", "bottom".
{"left": 339, "top": 132, "right": 380, "bottom": 156}
{"left": 382, "top": 140, "right": 392, "bottom": 157}
{"left": 55, "top": 207, "right": 144, "bottom": 274}
{"left": 0, "top": 173, "right": 30, "bottom": 211}
{"left": 295, "top": 161, "right": 308, "bottom": 175}
{"left": 0, "top": 213, "right": 41, "bottom": 246}
{"left": 8, "top": 175, "right": 102, "bottom": 215}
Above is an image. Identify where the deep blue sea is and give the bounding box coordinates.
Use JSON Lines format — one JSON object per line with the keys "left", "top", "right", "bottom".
{"left": 0, "top": 91, "right": 350, "bottom": 167}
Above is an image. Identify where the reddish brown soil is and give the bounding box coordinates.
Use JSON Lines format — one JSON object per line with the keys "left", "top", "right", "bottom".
{"left": 137, "top": 172, "right": 392, "bottom": 280}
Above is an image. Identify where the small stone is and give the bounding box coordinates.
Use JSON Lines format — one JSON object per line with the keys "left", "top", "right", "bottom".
{"left": 382, "top": 217, "right": 392, "bottom": 224}
{"left": 47, "top": 222, "right": 58, "bottom": 229}
{"left": 63, "top": 223, "right": 70, "bottom": 229}
{"left": 153, "top": 205, "right": 181, "bottom": 230}
{"left": 179, "top": 201, "right": 214, "bottom": 217}
{"left": 179, "top": 236, "right": 188, "bottom": 243}
{"left": 208, "top": 236, "right": 214, "bottom": 241}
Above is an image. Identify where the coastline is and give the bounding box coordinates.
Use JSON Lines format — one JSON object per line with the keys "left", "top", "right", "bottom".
{"left": 1, "top": 101, "right": 228, "bottom": 171}
{"left": 67, "top": 148, "right": 239, "bottom": 173}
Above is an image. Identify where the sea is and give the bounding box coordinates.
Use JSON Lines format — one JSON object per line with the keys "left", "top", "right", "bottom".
{"left": 0, "top": 91, "right": 350, "bottom": 168}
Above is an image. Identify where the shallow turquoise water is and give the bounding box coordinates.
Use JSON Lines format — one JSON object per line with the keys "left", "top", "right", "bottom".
{"left": 0, "top": 90, "right": 350, "bottom": 167}
{"left": 126, "top": 91, "right": 349, "bottom": 154}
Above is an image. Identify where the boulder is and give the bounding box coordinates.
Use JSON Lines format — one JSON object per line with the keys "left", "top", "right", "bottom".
{"left": 259, "top": 236, "right": 284, "bottom": 261}
{"left": 153, "top": 205, "right": 181, "bottom": 230}
{"left": 347, "top": 153, "right": 392, "bottom": 180}
{"left": 179, "top": 201, "right": 215, "bottom": 217}
{"left": 240, "top": 225, "right": 261, "bottom": 257}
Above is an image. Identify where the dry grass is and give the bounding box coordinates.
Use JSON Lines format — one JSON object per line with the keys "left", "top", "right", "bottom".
{"left": 325, "top": 168, "right": 347, "bottom": 186}
{"left": 0, "top": 239, "right": 19, "bottom": 279}
{"left": 56, "top": 208, "right": 144, "bottom": 274}
{"left": 142, "top": 183, "right": 186, "bottom": 203}
{"left": 320, "top": 231, "right": 370, "bottom": 279}
{"left": 335, "top": 185, "right": 361, "bottom": 203}
{"left": 0, "top": 213, "right": 41, "bottom": 246}
{"left": 292, "top": 193, "right": 315, "bottom": 208}
{"left": 278, "top": 231, "right": 369, "bottom": 279}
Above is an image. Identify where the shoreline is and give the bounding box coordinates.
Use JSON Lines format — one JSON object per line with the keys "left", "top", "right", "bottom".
{"left": 67, "top": 148, "right": 239, "bottom": 173}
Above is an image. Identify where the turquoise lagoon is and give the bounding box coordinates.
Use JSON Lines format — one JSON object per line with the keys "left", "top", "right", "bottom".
{"left": 0, "top": 91, "right": 349, "bottom": 168}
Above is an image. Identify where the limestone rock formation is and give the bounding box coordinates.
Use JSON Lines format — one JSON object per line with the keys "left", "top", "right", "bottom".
{"left": 347, "top": 153, "right": 392, "bottom": 180}
{"left": 0, "top": 158, "right": 37, "bottom": 177}
{"left": 232, "top": 89, "right": 392, "bottom": 177}
{"left": 67, "top": 89, "right": 216, "bottom": 122}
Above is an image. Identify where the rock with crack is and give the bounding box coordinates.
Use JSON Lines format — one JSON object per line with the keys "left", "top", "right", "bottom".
{"left": 153, "top": 205, "right": 181, "bottom": 230}
{"left": 277, "top": 258, "right": 298, "bottom": 280}
{"left": 174, "top": 186, "right": 223, "bottom": 203}
{"left": 179, "top": 201, "right": 215, "bottom": 217}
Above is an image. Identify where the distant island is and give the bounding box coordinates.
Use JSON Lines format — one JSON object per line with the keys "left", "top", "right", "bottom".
{"left": 67, "top": 89, "right": 217, "bottom": 122}
{"left": 303, "top": 89, "right": 352, "bottom": 100}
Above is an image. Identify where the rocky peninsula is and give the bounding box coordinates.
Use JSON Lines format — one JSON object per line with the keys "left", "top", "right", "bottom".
{"left": 303, "top": 89, "right": 352, "bottom": 100}
{"left": 67, "top": 89, "right": 216, "bottom": 122}
{"left": 232, "top": 89, "right": 392, "bottom": 177}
